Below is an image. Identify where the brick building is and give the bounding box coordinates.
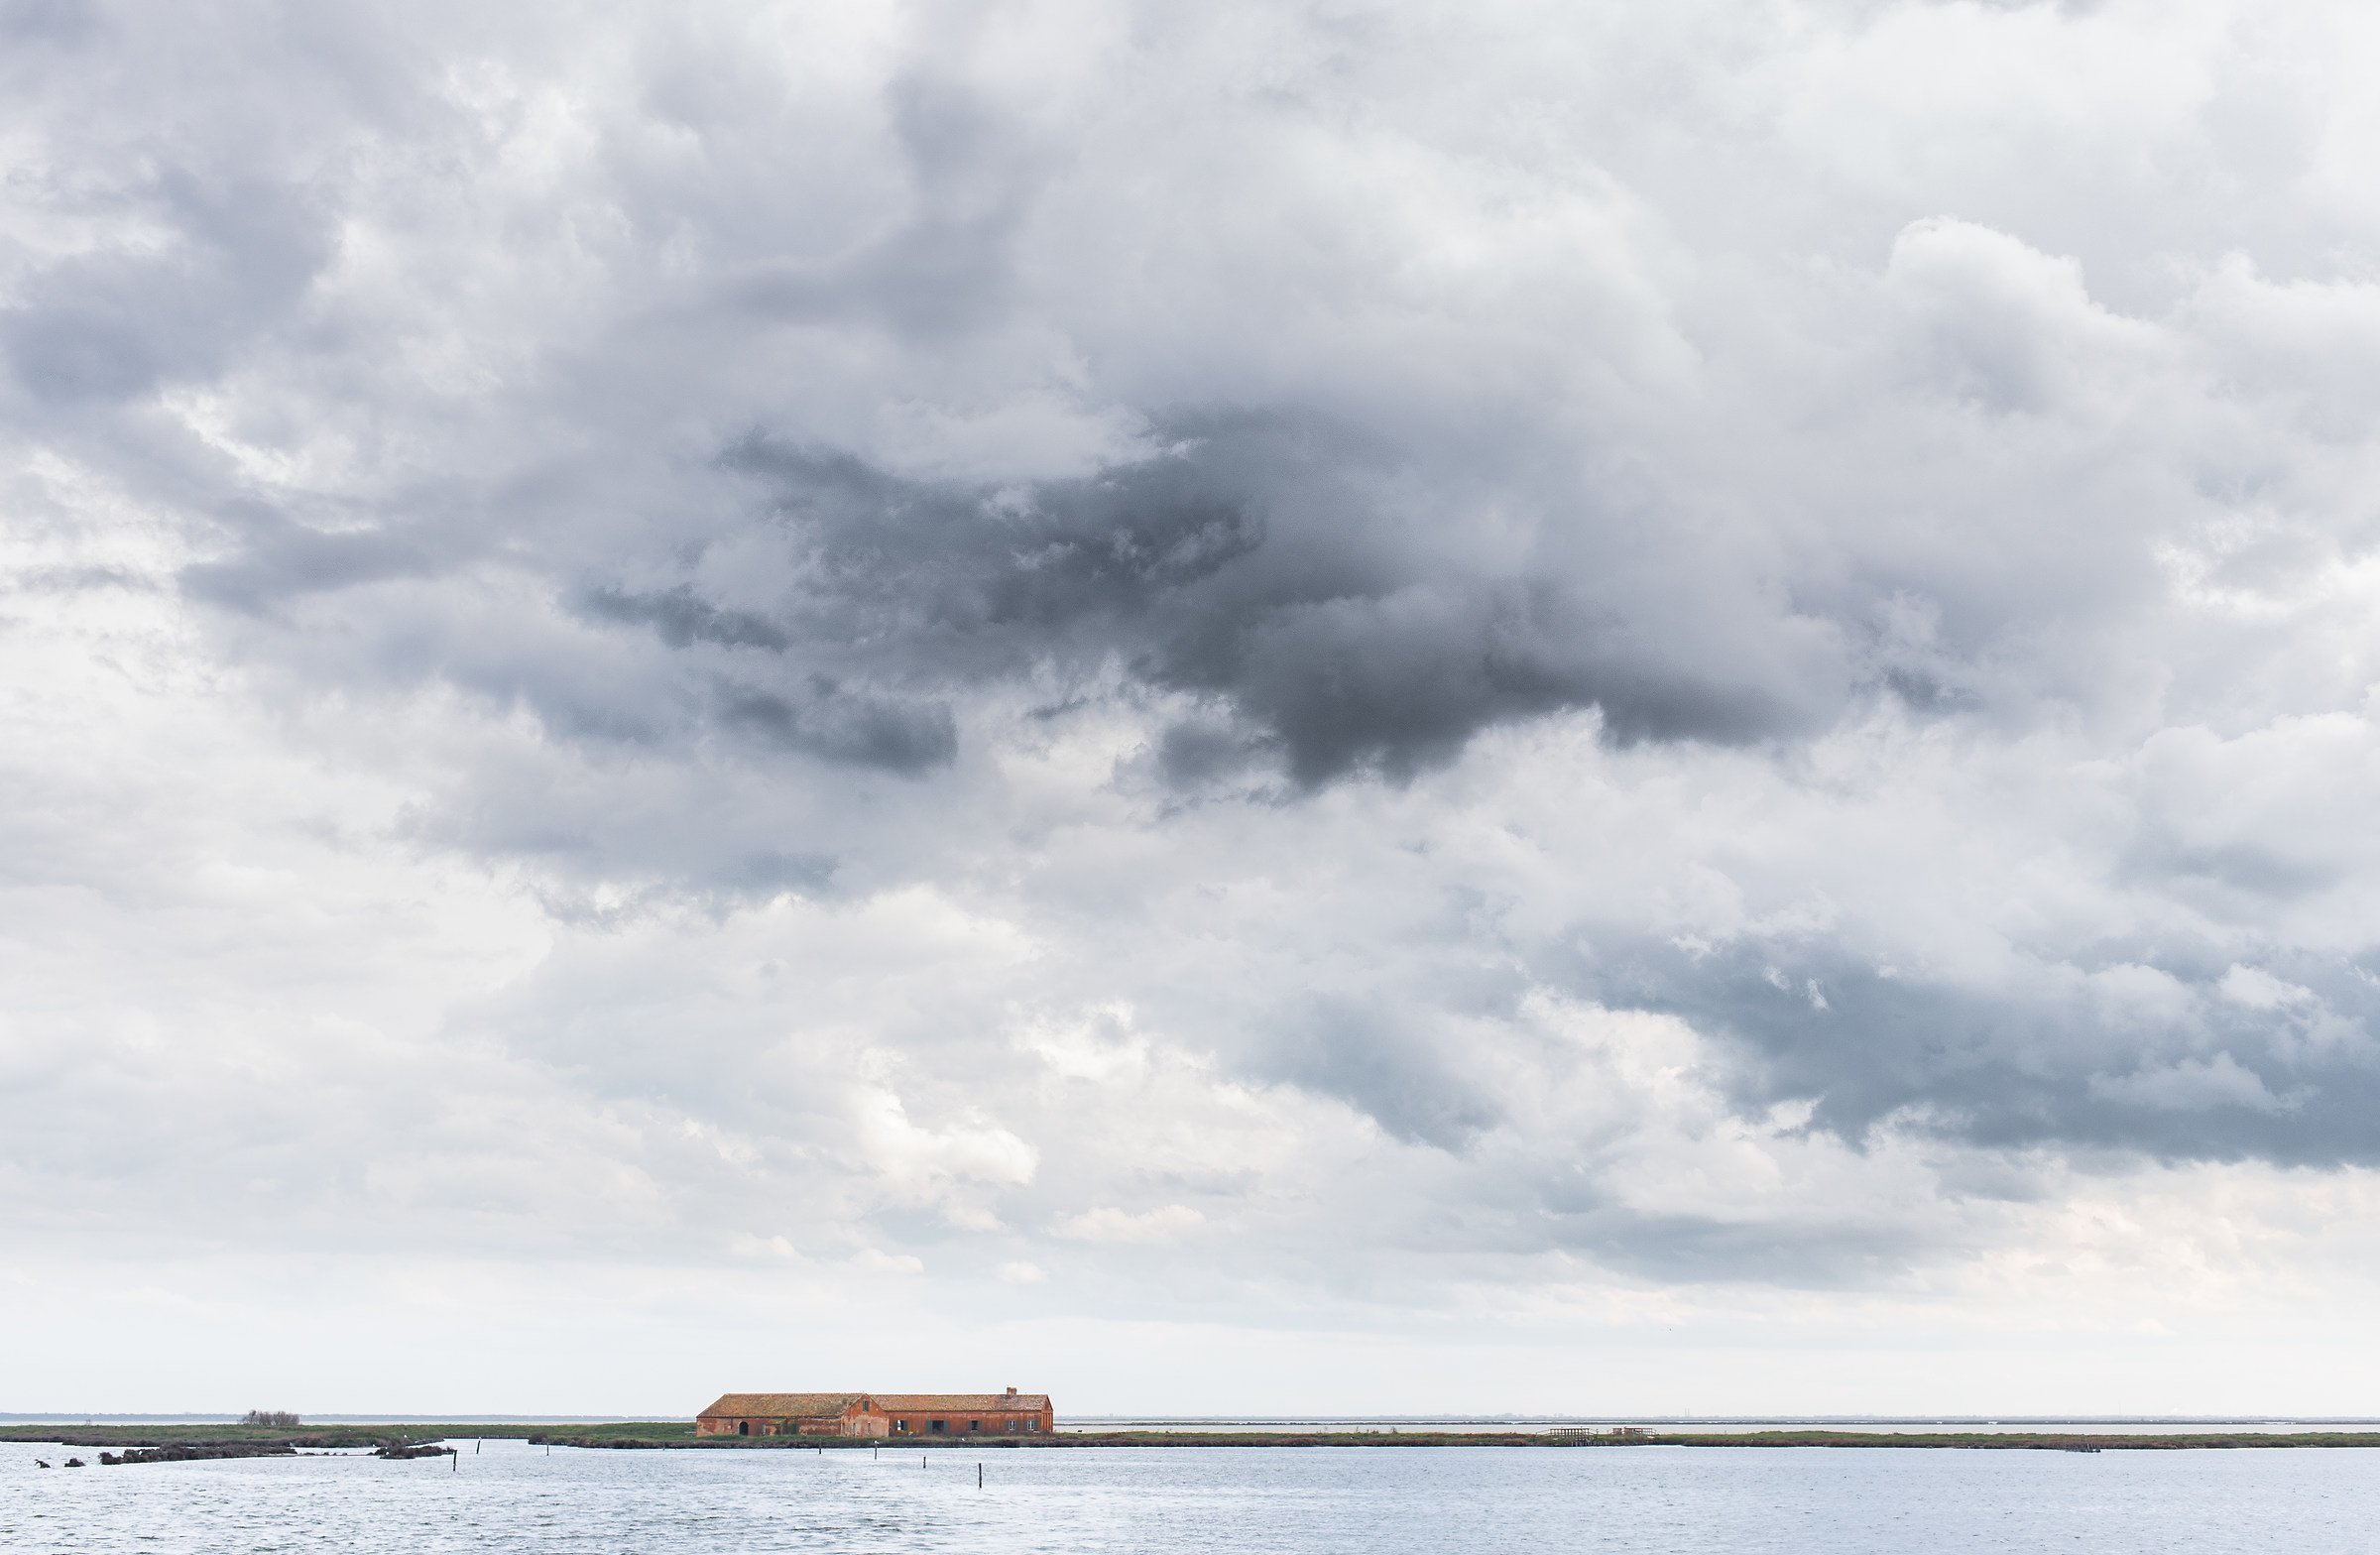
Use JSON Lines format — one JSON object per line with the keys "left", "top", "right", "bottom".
{"left": 871, "top": 1392, "right": 1056, "bottom": 1438}
{"left": 691, "top": 1393, "right": 890, "bottom": 1437}
{"left": 696, "top": 1387, "right": 1054, "bottom": 1438}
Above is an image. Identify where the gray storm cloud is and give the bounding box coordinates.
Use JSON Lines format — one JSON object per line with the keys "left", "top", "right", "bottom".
{"left": 7, "top": 0, "right": 2380, "bottom": 1380}
{"left": 565, "top": 416, "right": 1826, "bottom": 784}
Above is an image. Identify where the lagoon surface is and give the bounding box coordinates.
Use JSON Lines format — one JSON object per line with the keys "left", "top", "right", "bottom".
{"left": 6, "top": 1437, "right": 2378, "bottom": 1553}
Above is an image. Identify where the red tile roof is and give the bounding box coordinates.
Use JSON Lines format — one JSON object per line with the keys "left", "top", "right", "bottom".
{"left": 873, "top": 1394, "right": 1050, "bottom": 1412}
{"left": 698, "top": 1393, "right": 868, "bottom": 1419}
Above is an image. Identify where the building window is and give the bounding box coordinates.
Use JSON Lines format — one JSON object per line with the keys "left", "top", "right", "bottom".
{"left": 930, "top": 1420, "right": 947, "bottom": 1434}
{"left": 893, "top": 1420, "right": 907, "bottom": 1433}
{"left": 970, "top": 1420, "right": 982, "bottom": 1432}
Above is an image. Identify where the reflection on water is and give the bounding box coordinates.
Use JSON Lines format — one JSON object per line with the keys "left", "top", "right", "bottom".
{"left": 5, "top": 1435, "right": 2377, "bottom": 1553}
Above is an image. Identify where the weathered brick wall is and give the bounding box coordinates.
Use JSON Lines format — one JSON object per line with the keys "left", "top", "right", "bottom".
{"left": 700, "top": 1393, "right": 1057, "bottom": 1438}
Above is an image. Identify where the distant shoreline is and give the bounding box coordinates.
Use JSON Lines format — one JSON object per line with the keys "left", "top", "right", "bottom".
{"left": 15, "top": 1422, "right": 2380, "bottom": 1453}
{"left": 539, "top": 1429, "right": 2380, "bottom": 1452}
{"left": 12, "top": 1415, "right": 2373, "bottom": 1429}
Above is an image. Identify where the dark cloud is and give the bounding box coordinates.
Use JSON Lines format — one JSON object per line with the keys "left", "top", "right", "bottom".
{"left": 1153, "top": 720, "right": 1271, "bottom": 785}
{"left": 719, "top": 679, "right": 957, "bottom": 775}
{"left": 1259, "top": 995, "right": 1504, "bottom": 1152}
{"left": 1594, "top": 940, "right": 2380, "bottom": 1165}
{"left": 2, "top": 171, "right": 330, "bottom": 403}
{"left": 1528, "top": 1196, "right": 1931, "bottom": 1288}
{"left": 181, "top": 506, "right": 452, "bottom": 613}
{"left": 558, "top": 412, "right": 1824, "bottom": 785}
{"left": 0, "top": 0, "right": 101, "bottom": 48}
{"left": 583, "top": 584, "right": 793, "bottom": 652}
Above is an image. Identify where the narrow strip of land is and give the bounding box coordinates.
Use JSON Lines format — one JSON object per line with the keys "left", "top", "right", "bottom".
{"left": 16, "top": 1423, "right": 2380, "bottom": 1452}
{"left": 538, "top": 1429, "right": 2380, "bottom": 1451}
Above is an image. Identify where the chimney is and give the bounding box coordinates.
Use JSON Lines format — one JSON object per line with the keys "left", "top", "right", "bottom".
{"left": 1006, "top": 1386, "right": 1016, "bottom": 1396}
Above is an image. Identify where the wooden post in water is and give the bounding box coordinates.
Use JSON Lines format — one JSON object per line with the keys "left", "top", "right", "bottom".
{"left": 977, "top": 1463, "right": 983, "bottom": 1489}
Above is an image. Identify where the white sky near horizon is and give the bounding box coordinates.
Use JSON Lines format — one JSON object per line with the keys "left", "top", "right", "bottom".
{"left": 10, "top": 0, "right": 2380, "bottom": 1416}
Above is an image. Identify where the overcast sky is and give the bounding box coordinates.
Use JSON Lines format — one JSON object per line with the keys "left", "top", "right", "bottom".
{"left": 10, "top": 0, "right": 2380, "bottom": 1417}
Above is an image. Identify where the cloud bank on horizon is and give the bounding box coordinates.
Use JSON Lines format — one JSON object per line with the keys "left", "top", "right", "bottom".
{"left": 8, "top": 0, "right": 2380, "bottom": 1407}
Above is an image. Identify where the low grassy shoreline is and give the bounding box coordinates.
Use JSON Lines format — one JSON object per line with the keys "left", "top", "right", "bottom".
{"left": 0, "top": 1423, "right": 576, "bottom": 1450}
{"left": 16, "top": 1423, "right": 2380, "bottom": 1452}
{"left": 458, "top": 1427, "right": 2380, "bottom": 1452}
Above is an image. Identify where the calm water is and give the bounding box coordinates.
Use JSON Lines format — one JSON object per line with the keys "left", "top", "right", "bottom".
{"left": 6, "top": 1437, "right": 2378, "bottom": 1553}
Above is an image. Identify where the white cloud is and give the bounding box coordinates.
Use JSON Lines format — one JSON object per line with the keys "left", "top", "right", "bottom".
{"left": 849, "top": 1249, "right": 925, "bottom": 1276}
{"left": 1050, "top": 1206, "right": 1207, "bottom": 1245}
